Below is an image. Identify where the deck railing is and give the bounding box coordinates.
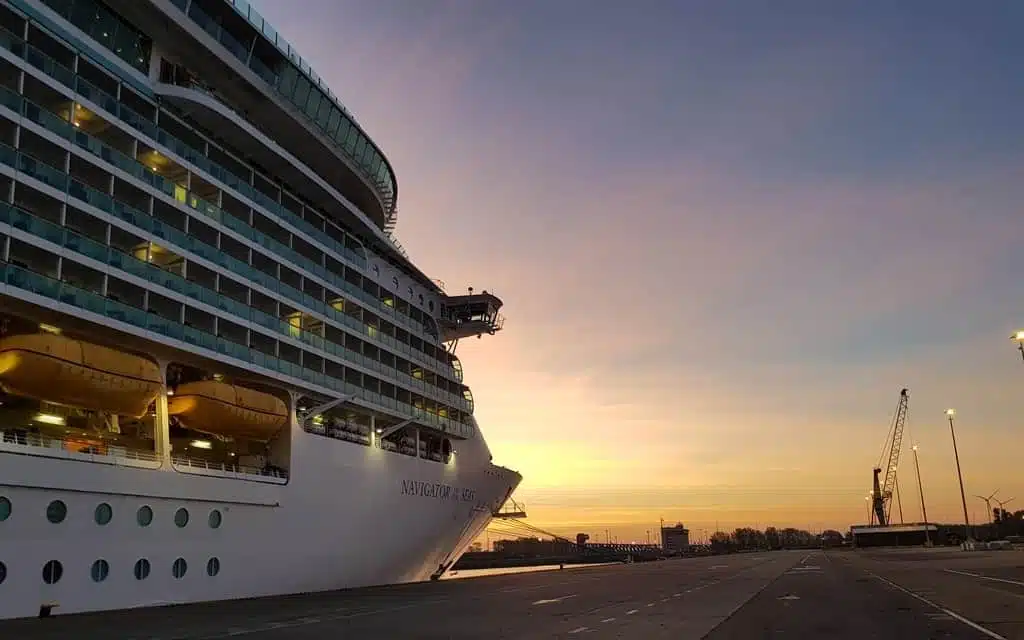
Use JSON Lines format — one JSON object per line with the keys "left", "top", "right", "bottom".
{"left": 0, "top": 430, "right": 160, "bottom": 468}
{"left": 0, "top": 430, "right": 288, "bottom": 482}
{"left": 170, "top": 455, "right": 288, "bottom": 482}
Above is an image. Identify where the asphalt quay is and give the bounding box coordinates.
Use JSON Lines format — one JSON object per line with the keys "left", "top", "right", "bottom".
{"left": 5, "top": 547, "right": 1024, "bottom": 639}
{"left": 0, "top": 552, "right": 796, "bottom": 639}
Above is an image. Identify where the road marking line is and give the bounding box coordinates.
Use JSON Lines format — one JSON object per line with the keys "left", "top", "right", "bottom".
{"left": 868, "top": 572, "right": 1006, "bottom": 640}
{"left": 646, "top": 602, "right": 655, "bottom": 607}
{"left": 945, "top": 569, "right": 1024, "bottom": 588}
{"left": 568, "top": 627, "right": 588, "bottom": 634}
{"left": 626, "top": 609, "right": 639, "bottom": 615}
{"left": 532, "top": 594, "right": 577, "bottom": 605}
{"left": 601, "top": 617, "right": 616, "bottom": 623}
{"left": 672, "top": 592, "right": 681, "bottom": 597}
{"left": 800, "top": 553, "right": 810, "bottom": 565}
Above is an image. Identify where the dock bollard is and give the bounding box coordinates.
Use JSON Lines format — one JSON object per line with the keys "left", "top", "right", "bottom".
{"left": 39, "top": 602, "right": 59, "bottom": 618}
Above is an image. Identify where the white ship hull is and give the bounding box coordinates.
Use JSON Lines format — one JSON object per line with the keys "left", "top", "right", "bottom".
{"left": 0, "top": 422, "right": 520, "bottom": 619}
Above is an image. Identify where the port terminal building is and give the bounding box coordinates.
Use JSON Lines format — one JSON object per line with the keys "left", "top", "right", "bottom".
{"left": 851, "top": 523, "right": 939, "bottom": 547}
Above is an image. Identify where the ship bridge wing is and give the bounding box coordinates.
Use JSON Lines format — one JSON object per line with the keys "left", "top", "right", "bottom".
{"left": 440, "top": 290, "right": 504, "bottom": 343}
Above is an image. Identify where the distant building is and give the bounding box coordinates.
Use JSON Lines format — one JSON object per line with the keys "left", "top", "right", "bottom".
{"left": 850, "top": 523, "right": 939, "bottom": 547}
{"left": 661, "top": 523, "right": 690, "bottom": 552}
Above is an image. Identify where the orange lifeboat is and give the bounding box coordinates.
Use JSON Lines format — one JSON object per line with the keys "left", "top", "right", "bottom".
{"left": 167, "top": 380, "right": 288, "bottom": 441}
{"left": 0, "top": 333, "right": 162, "bottom": 417}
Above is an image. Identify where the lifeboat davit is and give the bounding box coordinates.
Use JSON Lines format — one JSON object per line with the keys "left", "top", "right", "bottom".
{"left": 0, "top": 333, "right": 162, "bottom": 417}
{"left": 167, "top": 380, "right": 287, "bottom": 441}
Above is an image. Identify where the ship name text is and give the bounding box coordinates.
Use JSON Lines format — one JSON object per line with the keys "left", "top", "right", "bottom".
{"left": 401, "top": 479, "right": 477, "bottom": 503}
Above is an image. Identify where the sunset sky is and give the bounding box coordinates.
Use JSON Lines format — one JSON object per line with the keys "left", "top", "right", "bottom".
{"left": 251, "top": 0, "right": 1024, "bottom": 540}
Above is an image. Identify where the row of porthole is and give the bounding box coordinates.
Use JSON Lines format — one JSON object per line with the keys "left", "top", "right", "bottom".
{"left": 0, "top": 497, "right": 223, "bottom": 529}
{"left": 0, "top": 557, "right": 221, "bottom": 585}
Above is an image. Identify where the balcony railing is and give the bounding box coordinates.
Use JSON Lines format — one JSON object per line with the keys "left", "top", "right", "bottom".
{"left": 0, "top": 429, "right": 288, "bottom": 483}
{"left": 171, "top": 455, "right": 288, "bottom": 482}
{"left": 0, "top": 430, "right": 160, "bottom": 468}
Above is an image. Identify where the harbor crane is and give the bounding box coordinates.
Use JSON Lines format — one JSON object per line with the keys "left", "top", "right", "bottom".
{"left": 871, "top": 388, "right": 910, "bottom": 526}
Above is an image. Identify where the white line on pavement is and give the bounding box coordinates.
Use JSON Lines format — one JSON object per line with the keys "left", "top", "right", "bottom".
{"left": 945, "top": 568, "right": 1024, "bottom": 588}
{"left": 869, "top": 572, "right": 1006, "bottom": 640}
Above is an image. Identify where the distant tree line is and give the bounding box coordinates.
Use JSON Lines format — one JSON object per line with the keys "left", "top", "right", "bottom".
{"left": 990, "top": 509, "right": 1024, "bottom": 538}
{"left": 707, "top": 526, "right": 844, "bottom": 552}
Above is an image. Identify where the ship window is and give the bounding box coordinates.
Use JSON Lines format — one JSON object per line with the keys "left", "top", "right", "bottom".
{"left": 90, "top": 559, "right": 109, "bottom": 583}
{"left": 42, "top": 560, "right": 63, "bottom": 585}
{"left": 134, "top": 558, "right": 150, "bottom": 580}
{"left": 94, "top": 503, "right": 113, "bottom": 526}
{"left": 206, "top": 557, "right": 220, "bottom": 577}
{"left": 0, "top": 496, "right": 10, "bottom": 521}
{"left": 172, "top": 557, "right": 187, "bottom": 579}
{"left": 174, "top": 507, "right": 189, "bottom": 528}
{"left": 208, "top": 509, "right": 222, "bottom": 529}
{"left": 0, "top": 561, "right": 5, "bottom": 585}
{"left": 45, "top": 500, "right": 66, "bottom": 524}
{"left": 137, "top": 505, "right": 153, "bottom": 527}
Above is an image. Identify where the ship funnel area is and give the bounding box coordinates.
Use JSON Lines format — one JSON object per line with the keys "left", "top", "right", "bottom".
{"left": 0, "top": 323, "right": 291, "bottom": 481}
{"left": 439, "top": 288, "right": 504, "bottom": 345}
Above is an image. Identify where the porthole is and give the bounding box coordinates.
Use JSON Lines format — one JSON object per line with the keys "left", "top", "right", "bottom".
{"left": 42, "top": 560, "right": 63, "bottom": 585}
{"left": 174, "top": 508, "right": 189, "bottom": 528}
{"left": 0, "top": 561, "right": 6, "bottom": 584}
{"left": 137, "top": 505, "right": 153, "bottom": 527}
{"left": 133, "top": 558, "right": 150, "bottom": 580}
{"left": 206, "top": 557, "right": 220, "bottom": 577}
{"left": 172, "top": 557, "right": 187, "bottom": 579}
{"left": 90, "top": 559, "right": 109, "bottom": 583}
{"left": 208, "top": 509, "right": 222, "bottom": 529}
{"left": 0, "top": 496, "right": 10, "bottom": 521}
{"left": 94, "top": 503, "right": 112, "bottom": 525}
{"left": 45, "top": 500, "right": 66, "bottom": 524}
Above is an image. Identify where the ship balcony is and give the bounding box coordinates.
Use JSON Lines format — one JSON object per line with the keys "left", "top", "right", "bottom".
{"left": 449, "top": 355, "right": 464, "bottom": 382}
{"left": 105, "top": 0, "right": 394, "bottom": 230}
{"left": 440, "top": 291, "right": 505, "bottom": 343}
{"left": 152, "top": 81, "right": 376, "bottom": 245}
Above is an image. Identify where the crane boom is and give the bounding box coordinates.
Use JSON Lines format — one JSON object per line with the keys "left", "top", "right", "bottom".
{"left": 872, "top": 388, "right": 909, "bottom": 526}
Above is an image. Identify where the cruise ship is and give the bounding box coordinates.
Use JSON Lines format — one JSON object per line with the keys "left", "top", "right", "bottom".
{"left": 0, "top": 0, "right": 521, "bottom": 620}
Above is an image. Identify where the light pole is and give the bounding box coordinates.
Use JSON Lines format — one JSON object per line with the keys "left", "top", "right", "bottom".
{"left": 1011, "top": 331, "right": 1024, "bottom": 363}
{"left": 946, "top": 409, "right": 972, "bottom": 544}
{"left": 912, "top": 444, "right": 930, "bottom": 545}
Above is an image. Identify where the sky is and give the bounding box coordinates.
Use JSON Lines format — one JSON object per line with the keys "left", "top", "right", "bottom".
{"left": 250, "top": 0, "right": 1024, "bottom": 540}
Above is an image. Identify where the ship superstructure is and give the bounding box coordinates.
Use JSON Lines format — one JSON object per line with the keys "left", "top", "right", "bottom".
{"left": 0, "top": 0, "right": 518, "bottom": 619}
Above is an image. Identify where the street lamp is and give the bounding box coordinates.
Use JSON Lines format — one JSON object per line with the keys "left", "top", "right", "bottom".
{"left": 1011, "top": 331, "right": 1024, "bottom": 363}
{"left": 912, "top": 444, "right": 930, "bottom": 546}
{"left": 946, "top": 409, "right": 972, "bottom": 545}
